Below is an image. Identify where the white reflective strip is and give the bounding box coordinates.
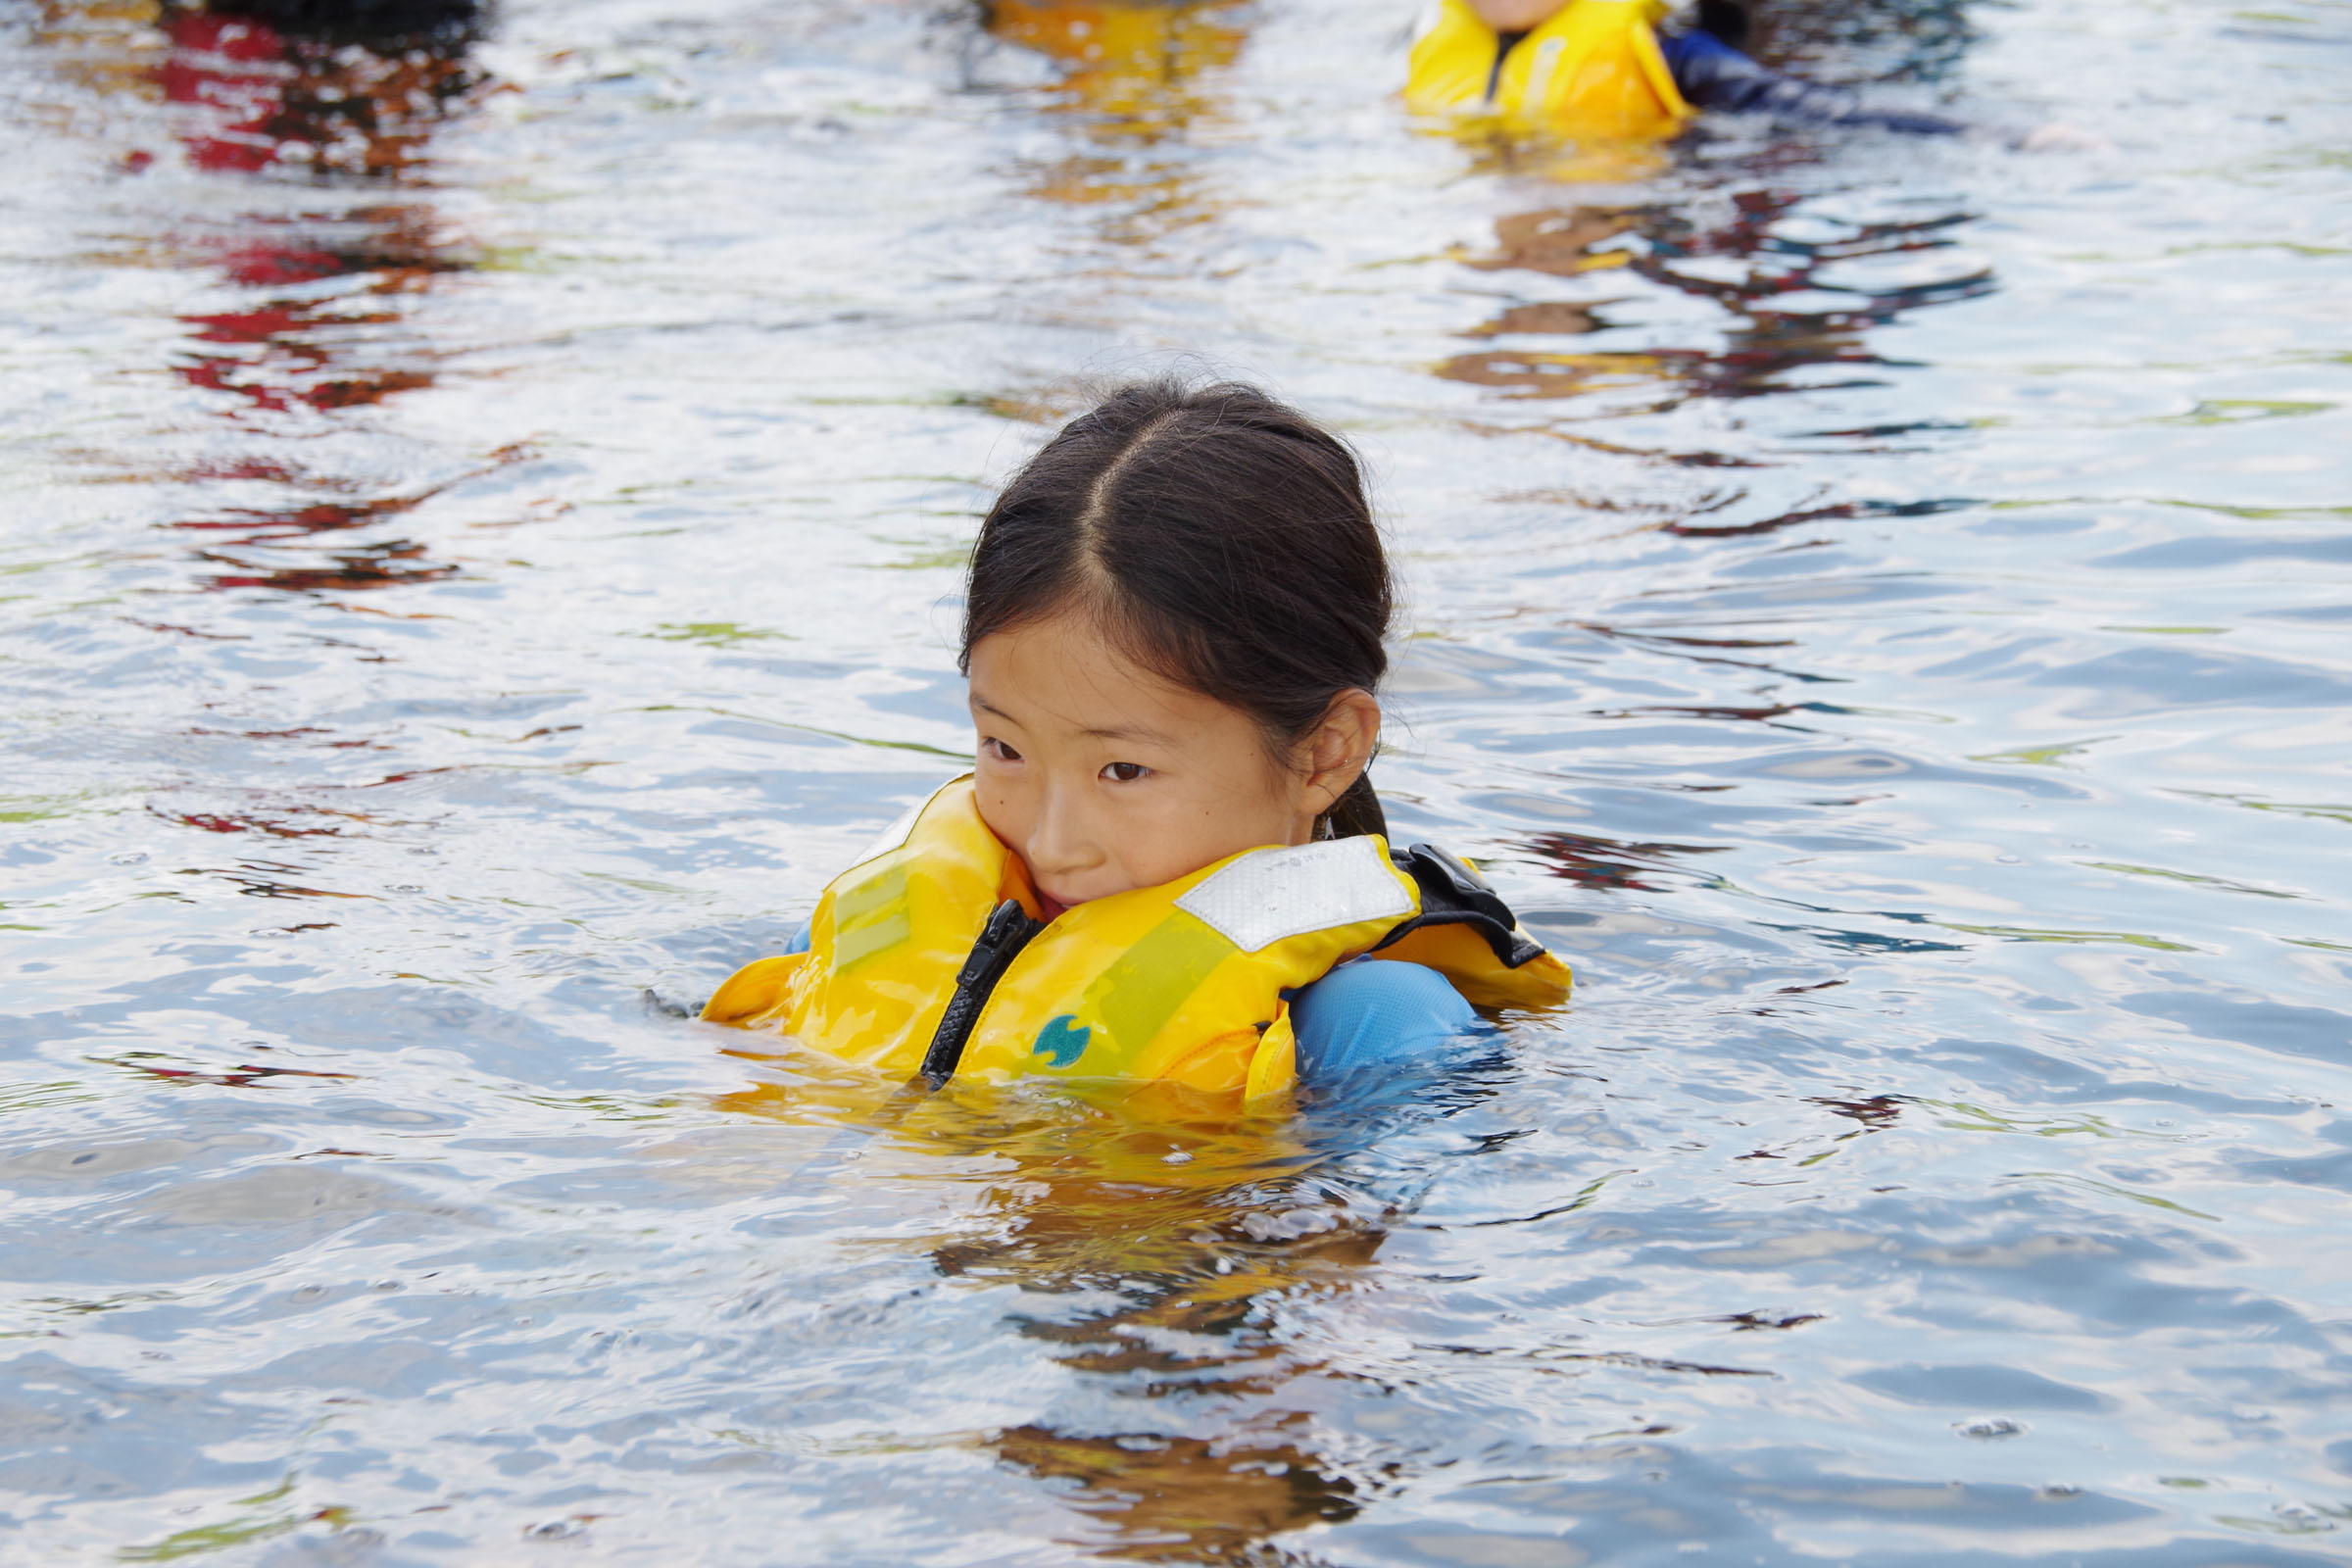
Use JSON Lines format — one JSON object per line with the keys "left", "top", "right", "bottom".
{"left": 1523, "top": 35, "right": 1565, "bottom": 110}
{"left": 1174, "top": 837, "right": 1413, "bottom": 955}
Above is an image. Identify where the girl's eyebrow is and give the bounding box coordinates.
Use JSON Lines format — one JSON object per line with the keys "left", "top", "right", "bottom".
{"left": 1078, "top": 721, "right": 1174, "bottom": 744}
{"left": 970, "top": 693, "right": 1171, "bottom": 746}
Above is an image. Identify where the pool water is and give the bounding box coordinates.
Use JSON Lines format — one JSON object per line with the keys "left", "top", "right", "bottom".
{"left": 4, "top": 0, "right": 2350, "bottom": 1561}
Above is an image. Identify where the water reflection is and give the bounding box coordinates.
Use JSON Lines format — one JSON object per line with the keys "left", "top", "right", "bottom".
{"left": 1750, "top": 0, "right": 1980, "bottom": 87}
{"left": 158, "top": 0, "right": 481, "bottom": 174}
{"left": 172, "top": 207, "right": 460, "bottom": 420}
{"left": 1443, "top": 193, "right": 1991, "bottom": 413}
{"left": 994, "top": 1426, "right": 1359, "bottom": 1561}
{"left": 27, "top": 0, "right": 164, "bottom": 102}
{"left": 13, "top": 0, "right": 2352, "bottom": 1554}
{"left": 961, "top": 1129, "right": 1378, "bottom": 1562}
{"left": 986, "top": 0, "right": 1250, "bottom": 252}
{"left": 1526, "top": 829, "right": 1732, "bottom": 894}
{"left": 137, "top": 0, "right": 486, "bottom": 592}
{"left": 985, "top": 0, "right": 1246, "bottom": 135}
{"left": 716, "top": 1066, "right": 1442, "bottom": 1560}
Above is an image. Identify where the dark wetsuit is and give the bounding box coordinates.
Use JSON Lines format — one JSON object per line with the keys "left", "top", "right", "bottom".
{"left": 1658, "top": 25, "right": 1964, "bottom": 134}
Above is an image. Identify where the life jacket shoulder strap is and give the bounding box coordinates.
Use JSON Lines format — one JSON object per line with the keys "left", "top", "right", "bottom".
{"left": 1375, "top": 843, "right": 1545, "bottom": 968}
{"left": 1369, "top": 844, "right": 1573, "bottom": 1010}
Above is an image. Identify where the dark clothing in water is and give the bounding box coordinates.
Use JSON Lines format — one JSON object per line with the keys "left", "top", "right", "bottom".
{"left": 1659, "top": 25, "right": 1964, "bottom": 135}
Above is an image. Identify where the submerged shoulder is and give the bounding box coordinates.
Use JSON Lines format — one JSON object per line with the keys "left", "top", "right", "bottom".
{"left": 1290, "top": 957, "right": 1487, "bottom": 1086}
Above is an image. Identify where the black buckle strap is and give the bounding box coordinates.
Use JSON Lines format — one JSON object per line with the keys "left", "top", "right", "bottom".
{"left": 1376, "top": 845, "right": 1546, "bottom": 968}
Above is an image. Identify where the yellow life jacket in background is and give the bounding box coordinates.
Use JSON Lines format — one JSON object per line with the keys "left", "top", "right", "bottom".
{"left": 988, "top": 0, "right": 1247, "bottom": 123}
{"left": 1406, "top": 0, "right": 1690, "bottom": 142}
{"left": 703, "top": 776, "right": 1571, "bottom": 1109}
{"left": 990, "top": 0, "right": 1243, "bottom": 74}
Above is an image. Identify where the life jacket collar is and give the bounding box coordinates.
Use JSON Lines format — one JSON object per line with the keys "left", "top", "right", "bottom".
{"left": 703, "top": 776, "right": 1572, "bottom": 1107}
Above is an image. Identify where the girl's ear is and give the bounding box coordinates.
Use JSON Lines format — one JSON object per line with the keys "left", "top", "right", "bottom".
{"left": 1299, "top": 689, "right": 1382, "bottom": 817}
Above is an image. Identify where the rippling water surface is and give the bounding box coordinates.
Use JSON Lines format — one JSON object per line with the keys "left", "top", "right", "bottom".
{"left": 5, "top": 0, "right": 2351, "bottom": 1560}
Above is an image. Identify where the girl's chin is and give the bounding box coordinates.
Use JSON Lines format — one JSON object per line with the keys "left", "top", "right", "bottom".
{"left": 1037, "top": 886, "right": 1121, "bottom": 921}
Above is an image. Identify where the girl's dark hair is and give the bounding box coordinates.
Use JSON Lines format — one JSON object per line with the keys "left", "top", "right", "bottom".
{"left": 962, "top": 379, "right": 1394, "bottom": 840}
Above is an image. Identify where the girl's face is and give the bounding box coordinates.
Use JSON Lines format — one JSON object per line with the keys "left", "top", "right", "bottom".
{"left": 1468, "top": 0, "right": 1569, "bottom": 29}
{"left": 967, "top": 612, "right": 1378, "bottom": 914}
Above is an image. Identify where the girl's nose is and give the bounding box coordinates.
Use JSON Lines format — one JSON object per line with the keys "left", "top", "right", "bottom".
{"left": 1024, "top": 782, "right": 1102, "bottom": 882}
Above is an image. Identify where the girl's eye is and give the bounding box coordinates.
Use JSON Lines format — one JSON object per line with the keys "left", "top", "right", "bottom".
{"left": 982, "top": 737, "right": 1022, "bottom": 762}
{"left": 1102, "top": 761, "right": 1149, "bottom": 783}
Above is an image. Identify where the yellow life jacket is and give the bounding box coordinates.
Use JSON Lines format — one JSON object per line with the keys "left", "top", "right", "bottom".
{"left": 988, "top": 0, "right": 1246, "bottom": 125}
{"left": 702, "top": 775, "right": 1571, "bottom": 1110}
{"left": 990, "top": 0, "right": 1245, "bottom": 74}
{"left": 1405, "top": 0, "right": 1690, "bottom": 142}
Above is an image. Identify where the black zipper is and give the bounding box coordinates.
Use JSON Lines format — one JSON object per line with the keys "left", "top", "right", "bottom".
{"left": 916, "top": 899, "right": 1044, "bottom": 1089}
{"left": 1487, "top": 28, "right": 1529, "bottom": 102}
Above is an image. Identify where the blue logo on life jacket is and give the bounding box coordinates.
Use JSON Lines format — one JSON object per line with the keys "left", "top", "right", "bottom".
{"left": 1033, "top": 1014, "right": 1090, "bottom": 1068}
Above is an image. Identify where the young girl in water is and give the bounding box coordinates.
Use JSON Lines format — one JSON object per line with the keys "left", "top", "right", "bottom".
{"left": 703, "top": 381, "right": 1569, "bottom": 1104}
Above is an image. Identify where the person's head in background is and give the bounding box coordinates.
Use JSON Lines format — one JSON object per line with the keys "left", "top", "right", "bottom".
{"left": 1464, "top": 0, "right": 1751, "bottom": 47}
{"left": 960, "top": 380, "right": 1392, "bottom": 915}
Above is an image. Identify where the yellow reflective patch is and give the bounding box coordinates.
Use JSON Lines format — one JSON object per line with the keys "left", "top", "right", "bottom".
{"left": 1078, "top": 912, "right": 1234, "bottom": 1055}
{"left": 831, "top": 863, "right": 910, "bottom": 969}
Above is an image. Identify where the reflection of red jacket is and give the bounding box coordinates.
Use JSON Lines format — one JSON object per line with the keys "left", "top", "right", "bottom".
{"left": 154, "top": 13, "right": 411, "bottom": 412}
{"left": 172, "top": 229, "right": 349, "bottom": 415}
{"left": 157, "top": 12, "right": 289, "bottom": 172}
